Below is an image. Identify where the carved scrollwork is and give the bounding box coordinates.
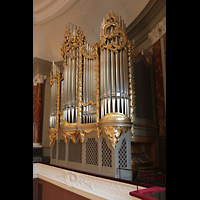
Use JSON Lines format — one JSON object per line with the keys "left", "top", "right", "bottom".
{"left": 100, "top": 126, "right": 129, "bottom": 149}
{"left": 99, "top": 12, "right": 127, "bottom": 52}
{"left": 82, "top": 100, "right": 97, "bottom": 107}
{"left": 59, "top": 128, "right": 96, "bottom": 144}
{"left": 61, "top": 27, "right": 85, "bottom": 61}
{"left": 81, "top": 42, "right": 99, "bottom": 61}
{"left": 61, "top": 130, "right": 78, "bottom": 143}
{"left": 49, "top": 133, "right": 58, "bottom": 147}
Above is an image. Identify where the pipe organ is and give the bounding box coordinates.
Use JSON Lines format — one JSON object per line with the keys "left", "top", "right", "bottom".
{"left": 49, "top": 11, "right": 135, "bottom": 151}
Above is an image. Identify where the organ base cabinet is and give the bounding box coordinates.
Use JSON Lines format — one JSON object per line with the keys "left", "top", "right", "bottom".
{"left": 50, "top": 129, "right": 133, "bottom": 179}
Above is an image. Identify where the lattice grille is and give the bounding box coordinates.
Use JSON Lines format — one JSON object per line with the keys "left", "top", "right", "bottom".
{"left": 134, "top": 60, "right": 153, "bottom": 120}
{"left": 118, "top": 138, "right": 127, "bottom": 168}
{"left": 68, "top": 139, "right": 82, "bottom": 163}
{"left": 85, "top": 138, "right": 98, "bottom": 165}
{"left": 101, "top": 138, "right": 112, "bottom": 167}
{"left": 58, "top": 140, "right": 66, "bottom": 160}
{"left": 52, "top": 141, "right": 57, "bottom": 159}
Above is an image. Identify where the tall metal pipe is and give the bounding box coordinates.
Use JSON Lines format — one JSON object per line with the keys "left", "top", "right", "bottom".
{"left": 50, "top": 82, "right": 54, "bottom": 116}
{"left": 100, "top": 48, "right": 104, "bottom": 119}
{"left": 65, "top": 58, "right": 68, "bottom": 121}
{"left": 88, "top": 45, "right": 90, "bottom": 103}
{"left": 115, "top": 51, "right": 120, "bottom": 94}
{"left": 68, "top": 49, "right": 72, "bottom": 122}
{"left": 64, "top": 62, "right": 67, "bottom": 121}
{"left": 86, "top": 43, "right": 89, "bottom": 123}
{"left": 63, "top": 63, "right": 67, "bottom": 113}
{"left": 123, "top": 47, "right": 127, "bottom": 116}
{"left": 100, "top": 49, "right": 103, "bottom": 100}
{"left": 103, "top": 48, "right": 107, "bottom": 116}
{"left": 106, "top": 26, "right": 111, "bottom": 115}
{"left": 92, "top": 56, "right": 95, "bottom": 102}
{"left": 120, "top": 50, "right": 124, "bottom": 114}
{"left": 93, "top": 57, "right": 96, "bottom": 122}
{"left": 83, "top": 56, "right": 86, "bottom": 123}
{"left": 75, "top": 45, "right": 78, "bottom": 123}
{"left": 116, "top": 35, "right": 120, "bottom": 113}
{"left": 110, "top": 26, "right": 115, "bottom": 113}
{"left": 125, "top": 47, "right": 129, "bottom": 117}
{"left": 91, "top": 46, "right": 94, "bottom": 122}
{"left": 71, "top": 48, "right": 75, "bottom": 123}
{"left": 61, "top": 80, "right": 63, "bottom": 113}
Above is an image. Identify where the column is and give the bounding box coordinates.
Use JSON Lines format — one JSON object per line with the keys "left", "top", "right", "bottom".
{"left": 33, "top": 74, "right": 46, "bottom": 147}
{"left": 33, "top": 79, "right": 37, "bottom": 145}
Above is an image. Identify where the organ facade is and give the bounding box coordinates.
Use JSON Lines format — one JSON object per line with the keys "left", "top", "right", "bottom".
{"left": 48, "top": 11, "right": 158, "bottom": 179}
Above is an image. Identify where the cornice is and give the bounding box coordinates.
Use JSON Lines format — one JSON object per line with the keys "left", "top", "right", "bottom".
{"left": 126, "top": 0, "right": 157, "bottom": 34}
{"left": 33, "top": 57, "right": 64, "bottom": 78}
{"left": 126, "top": 0, "right": 166, "bottom": 47}
{"left": 33, "top": 57, "right": 52, "bottom": 78}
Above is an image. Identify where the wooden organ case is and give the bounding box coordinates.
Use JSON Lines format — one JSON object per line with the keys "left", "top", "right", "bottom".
{"left": 48, "top": 11, "right": 158, "bottom": 180}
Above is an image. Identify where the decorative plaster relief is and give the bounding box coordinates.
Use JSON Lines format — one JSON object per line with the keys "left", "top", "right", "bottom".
{"left": 33, "top": 163, "right": 145, "bottom": 200}
{"left": 148, "top": 17, "right": 166, "bottom": 45}
{"left": 33, "top": 74, "right": 47, "bottom": 84}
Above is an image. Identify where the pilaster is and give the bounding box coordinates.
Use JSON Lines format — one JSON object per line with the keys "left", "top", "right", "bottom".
{"left": 148, "top": 17, "right": 166, "bottom": 137}
{"left": 33, "top": 74, "right": 47, "bottom": 147}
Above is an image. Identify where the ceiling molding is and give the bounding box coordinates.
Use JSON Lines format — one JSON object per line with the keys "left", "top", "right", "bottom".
{"left": 33, "top": 57, "right": 51, "bottom": 78}
{"left": 33, "top": 0, "right": 55, "bottom": 13}
{"left": 126, "top": 0, "right": 166, "bottom": 47}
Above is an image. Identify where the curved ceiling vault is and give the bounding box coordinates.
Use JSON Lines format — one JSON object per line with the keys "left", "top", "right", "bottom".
{"left": 33, "top": 0, "right": 150, "bottom": 61}
{"left": 33, "top": 0, "right": 78, "bottom": 25}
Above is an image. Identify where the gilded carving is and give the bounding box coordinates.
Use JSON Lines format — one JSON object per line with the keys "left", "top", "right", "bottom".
{"left": 49, "top": 133, "right": 58, "bottom": 147}
{"left": 100, "top": 126, "right": 129, "bottom": 149}
{"left": 59, "top": 128, "right": 96, "bottom": 144}
{"left": 99, "top": 12, "right": 127, "bottom": 52}
{"left": 82, "top": 100, "right": 97, "bottom": 107}
{"left": 127, "top": 40, "right": 135, "bottom": 138}
{"left": 61, "top": 27, "right": 84, "bottom": 61}
{"left": 61, "top": 130, "right": 78, "bottom": 143}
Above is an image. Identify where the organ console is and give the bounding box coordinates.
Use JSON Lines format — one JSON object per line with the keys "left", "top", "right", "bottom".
{"left": 48, "top": 11, "right": 135, "bottom": 149}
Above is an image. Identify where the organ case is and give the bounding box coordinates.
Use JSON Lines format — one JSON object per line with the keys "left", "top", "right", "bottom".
{"left": 48, "top": 11, "right": 135, "bottom": 149}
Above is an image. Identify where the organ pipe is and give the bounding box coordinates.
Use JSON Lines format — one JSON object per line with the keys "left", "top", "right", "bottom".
{"left": 100, "top": 48, "right": 104, "bottom": 119}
